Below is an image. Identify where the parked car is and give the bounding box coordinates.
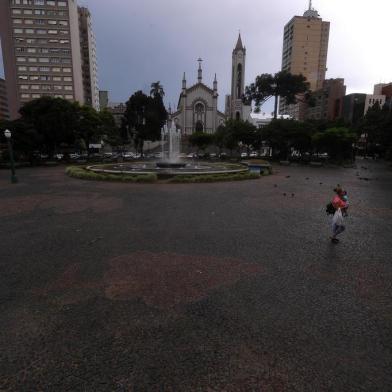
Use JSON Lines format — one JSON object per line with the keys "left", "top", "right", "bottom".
{"left": 249, "top": 152, "right": 258, "bottom": 158}
{"left": 241, "top": 152, "right": 248, "bottom": 158}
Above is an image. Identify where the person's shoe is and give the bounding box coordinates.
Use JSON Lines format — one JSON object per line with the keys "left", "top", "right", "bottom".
{"left": 331, "top": 237, "right": 339, "bottom": 244}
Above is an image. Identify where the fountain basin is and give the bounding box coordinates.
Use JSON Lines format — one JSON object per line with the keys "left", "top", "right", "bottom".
{"left": 156, "top": 162, "right": 187, "bottom": 169}
{"left": 86, "top": 161, "right": 249, "bottom": 179}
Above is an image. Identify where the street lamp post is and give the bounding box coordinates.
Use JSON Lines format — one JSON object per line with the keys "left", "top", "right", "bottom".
{"left": 4, "top": 129, "right": 18, "bottom": 184}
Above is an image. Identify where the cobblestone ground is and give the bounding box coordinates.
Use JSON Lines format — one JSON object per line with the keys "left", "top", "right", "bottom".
{"left": 0, "top": 160, "right": 391, "bottom": 391}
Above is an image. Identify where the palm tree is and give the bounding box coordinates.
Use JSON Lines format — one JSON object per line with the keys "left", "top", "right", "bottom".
{"left": 150, "top": 81, "right": 165, "bottom": 99}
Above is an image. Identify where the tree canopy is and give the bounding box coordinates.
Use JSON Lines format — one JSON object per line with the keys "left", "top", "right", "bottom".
{"left": 244, "top": 71, "right": 310, "bottom": 119}
{"left": 124, "top": 90, "right": 167, "bottom": 154}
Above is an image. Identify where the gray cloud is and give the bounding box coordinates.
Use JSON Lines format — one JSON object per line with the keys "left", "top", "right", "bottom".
{"left": 2, "top": 0, "right": 392, "bottom": 113}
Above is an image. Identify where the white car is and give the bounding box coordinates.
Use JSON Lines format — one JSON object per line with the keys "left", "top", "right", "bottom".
{"left": 241, "top": 152, "right": 248, "bottom": 158}
{"left": 249, "top": 152, "right": 258, "bottom": 157}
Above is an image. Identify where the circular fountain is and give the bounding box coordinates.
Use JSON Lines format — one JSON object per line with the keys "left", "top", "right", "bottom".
{"left": 86, "top": 121, "right": 249, "bottom": 179}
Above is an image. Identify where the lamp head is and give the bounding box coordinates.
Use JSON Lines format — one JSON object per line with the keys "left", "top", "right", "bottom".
{"left": 4, "top": 129, "right": 11, "bottom": 139}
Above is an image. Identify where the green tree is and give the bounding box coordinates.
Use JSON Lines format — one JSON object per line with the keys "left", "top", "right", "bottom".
{"left": 76, "top": 105, "right": 102, "bottom": 155}
{"left": 19, "top": 97, "right": 79, "bottom": 156}
{"left": 262, "top": 119, "right": 314, "bottom": 160}
{"left": 99, "top": 109, "right": 120, "bottom": 146}
{"left": 221, "top": 119, "right": 258, "bottom": 156}
{"left": 244, "top": 71, "right": 310, "bottom": 119}
{"left": 124, "top": 90, "right": 167, "bottom": 155}
{"left": 312, "top": 127, "right": 356, "bottom": 161}
{"left": 189, "top": 131, "right": 214, "bottom": 153}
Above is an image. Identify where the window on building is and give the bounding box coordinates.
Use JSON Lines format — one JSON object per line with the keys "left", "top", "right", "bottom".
{"left": 16, "top": 57, "right": 27, "bottom": 62}
{"left": 18, "top": 66, "right": 27, "bottom": 71}
{"left": 30, "top": 76, "right": 39, "bottom": 80}
{"left": 46, "top": 0, "right": 55, "bottom": 5}
{"left": 59, "top": 21, "right": 68, "bottom": 26}
{"left": 64, "top": 86, "right": 73, "bottom": 91}
{"left": 53, "top": 76, "right": 61, "bottom": 81}
{"left": 19, "top": 75, "right": 28, "bottom": 80}
{"left": 35, "top": 19, "right": 46, "bottom": 25}
{"left": 32, "top": 94, "right": 41, "bottom": 99}
{"left": 21, "top": 94, "right": 31, "bottom": 99}
{"left": 12, "top": 9, "right": 22, "bottom": 14}
{"left": 48, "top": 20, "right": 57, "bottom": 25}
{"left": 63, "top": 67, "right": 71, "bottom": 72}
{"left": 34, "top": 9, "right": 45, "bottom": 15}
{"left": 13, "top": 19, "right": 23, "bottom": 24}
{"left": 48, "top": 30, "right": 58, "bottom": 34}
{"left": 36, "top": 29, "right": 46, "bottom": 34}
{"left": 40, "top": 75, "right": 50, "bottom": 81}
{"left": 39, "top": 66, "right": 50, "bottom": 71}
{"left": 24, "top": 19, "right": 33, "bottom": 24}
{"left": 20, "top": 85, "right": 29, "bottom": 90}
{"left": 58, "top": 1, "right": 67, "bottom": 6}
{"left": 25, "top": 29, "right": 34, "bottom": 34}
{"left": 29, "top": 66, "right": 38, "bottom": 71}
{"left": 34, "top": 0, "right": 45, "bottom": 4}
{"left": 65, "top": 95, "right": 73, "bottom": 99}
{"left": 39, "top": 58, "right": 49, "bottom": 63}
{"left": 31, "top": 85, "right": 39, "bottom": 90}
{"left": 52, "top": 67, "right": 61, "bottom": 72}
{"left": 27, "top": 48, "right": 36, "bottom": 53}
{"left": 63, "top": 76, "right": 72, "bottom": 82}
{"left": 53, "top": 85, "right": 63, "bottom": 90}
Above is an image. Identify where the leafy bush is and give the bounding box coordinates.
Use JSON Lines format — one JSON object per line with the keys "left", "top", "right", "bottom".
{"left": 168, "top": 171, "right": 260, "bottom": 183}
{"left": 66, "top": 166, "right": 157, "bottom": 183}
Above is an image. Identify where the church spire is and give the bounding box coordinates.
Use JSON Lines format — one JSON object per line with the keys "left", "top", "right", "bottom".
{"left": 234, "top": 32, "right": 244, "bottom": 52}
{"left": 182, "top": 72, "right": 186, "bottom": 91}
{"left": 213, "top": 73, "right": 217, "bottom": 92}
{"left": 197, "top": 58, "right": 203, "bottom": 83}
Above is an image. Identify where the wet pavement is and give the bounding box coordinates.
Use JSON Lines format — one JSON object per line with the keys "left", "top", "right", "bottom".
{"left": 0, "top": 160, "right": 391, "bottom": 391}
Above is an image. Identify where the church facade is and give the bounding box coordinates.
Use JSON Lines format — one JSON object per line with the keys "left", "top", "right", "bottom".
{"left": 171, "top": 34, "right": 251, "bottom": 135}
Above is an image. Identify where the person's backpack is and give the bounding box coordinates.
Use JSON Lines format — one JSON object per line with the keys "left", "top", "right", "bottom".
{"left": 326, "top": 202, "right": 335, "bottom": 215}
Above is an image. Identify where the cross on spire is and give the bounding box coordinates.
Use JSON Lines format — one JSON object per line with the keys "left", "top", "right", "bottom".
{"left": 197, "top": 58, "right": 203, "bottom": 82}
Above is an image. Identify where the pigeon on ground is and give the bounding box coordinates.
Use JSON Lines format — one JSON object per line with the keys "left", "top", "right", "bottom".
{"left": 291, "top": 193, "right": 295, "bottom": 197}
{"left": 283, "top": 193, "right": 287, "bottom": 196}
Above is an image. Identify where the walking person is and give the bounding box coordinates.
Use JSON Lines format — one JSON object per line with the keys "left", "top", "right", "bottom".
{"left": 330, "top": 186, "right": 348, "bottom": 244}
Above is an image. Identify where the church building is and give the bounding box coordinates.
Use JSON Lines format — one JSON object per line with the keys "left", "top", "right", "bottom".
{"left": 171, "top": 34, "right": 251, "bottom": 135}
{"left": 171, "top": 59, "right": 226, "bottom": 135}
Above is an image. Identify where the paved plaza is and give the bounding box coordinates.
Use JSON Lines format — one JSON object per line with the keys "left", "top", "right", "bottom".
{"left": 0, "top": 161, "right": 391, "bottom": 391}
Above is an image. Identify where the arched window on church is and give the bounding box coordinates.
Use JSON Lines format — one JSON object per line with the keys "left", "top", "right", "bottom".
{"left": 194, "top": 102, "right": 205, "bottom": 132}
{"left": 236, "top": 64, "right": 242, "bottom": 99}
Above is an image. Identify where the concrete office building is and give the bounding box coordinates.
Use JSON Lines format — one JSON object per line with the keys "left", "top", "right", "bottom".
{"left": 306, "top": 78, "right": 346, "bottom": 121}
{"left": 280, "top": 1, "right": 330, "bottom": 120}
{"left": 0, "top": 78, "right": 10, "bottom": 120}
{"left": 99, "top": 90, "right": 109, "bottom": 110}
{"left": 343, "top": 93, "right": 366, "bottom": 125}
{"left": 78, "top": 6, "right": 99, "bottom": 110}
{"left": 0, "top": 0, "right": 97, "bottom": 119}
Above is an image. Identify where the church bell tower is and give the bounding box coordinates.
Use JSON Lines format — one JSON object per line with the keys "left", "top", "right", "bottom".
{"left": 230, "top": 33, "right": 246, "bottom": 120}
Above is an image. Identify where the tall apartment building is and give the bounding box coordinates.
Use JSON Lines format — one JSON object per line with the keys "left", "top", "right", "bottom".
{"left": 78, "top": 6, "right": 99, "bottom": 110}
{"left": 0, "top": 78, "right": 10, "bottom": 120}
{"left": 0, "top": 0, "right": 98, "bottom": 120}
{"left": 280, "top": 1, "right": 330, "bottom": 120}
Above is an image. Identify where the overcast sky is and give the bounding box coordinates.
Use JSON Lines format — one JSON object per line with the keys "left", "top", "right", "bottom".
{"left": 1, "top": 0, "right": 392, "bottom": 112}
